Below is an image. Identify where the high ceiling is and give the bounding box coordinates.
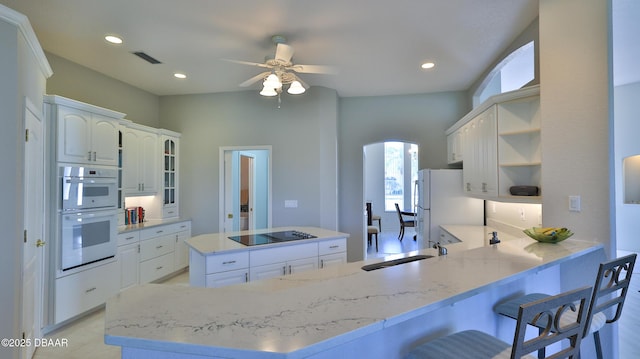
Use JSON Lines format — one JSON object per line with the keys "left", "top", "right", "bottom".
{"left": 3, "top": 1, "right": 543, "bottom": 97}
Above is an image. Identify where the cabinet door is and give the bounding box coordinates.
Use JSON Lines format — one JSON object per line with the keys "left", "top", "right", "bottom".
{"left": 118, "top": 243, "right": 139, "bottom": 290}
{"left": 122, "top": 128, "right": 141, "bottom": 193}
{"left": 173, "top": 230, "right": 190, "bottom": 271}
{"left": 139, "top": 131, "right": 158, "bottom": 193}
{"left": 478, "top": 108, "right": 498, "bottom": 196}
{"left": 288, "top": 257, "right": 318, "bottom": 275}
{"left": 57, "top": 106, "right": 92, "bottom": 164}
{"left": 206, "top": 269, "right": 249, "bottom": 288}
{"left": 250, "top": 262, "right": 287, "bottom": 281}
{"left": 319, "top": 253, "right": 347, "bottom": 269}
{"left": 91, "top": 114, "right": 119, "bottom": 166}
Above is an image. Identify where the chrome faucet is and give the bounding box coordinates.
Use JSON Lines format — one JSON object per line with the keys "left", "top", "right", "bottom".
{"left": 433, "top": 242, "right": 448, "bottom": 256}
{"left": 489, "top": 231, "right": 500, "bottom": 245}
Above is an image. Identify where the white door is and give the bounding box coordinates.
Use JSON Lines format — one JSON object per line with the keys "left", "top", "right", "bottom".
{"left": 240, "top": 154, "right": 255, "bottom": 231}
{"left": 23, "top": 101, "right": 45, "bottom": 359}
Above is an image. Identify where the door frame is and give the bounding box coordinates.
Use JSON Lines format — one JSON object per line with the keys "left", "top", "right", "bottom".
{"left": 219, "top": 146, "right": 272, "bottom": 232}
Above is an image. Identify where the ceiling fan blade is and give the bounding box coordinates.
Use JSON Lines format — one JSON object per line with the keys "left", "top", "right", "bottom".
{"left": 222, "top": 58, "right": 271, "bottom": 69}
{"left": 239, "top": 72, "right": 270, "bottom": 87}
{"left": 275, "top": 43, "right": 294, "bottom": 63}
{"left": 290, "top": 64, "right": 337, "bottom": 74}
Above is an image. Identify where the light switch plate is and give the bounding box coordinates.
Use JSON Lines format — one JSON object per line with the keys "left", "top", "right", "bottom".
{"left": 284, "top": 200, "right": 298, "bottom": 208}
{"left": 569, "top": 195, "right": 581, "bottom": 212}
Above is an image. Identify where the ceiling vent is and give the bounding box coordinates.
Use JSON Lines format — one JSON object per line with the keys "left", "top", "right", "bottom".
{"left": 132, "top": 51, "right": 162, "bottom": 64}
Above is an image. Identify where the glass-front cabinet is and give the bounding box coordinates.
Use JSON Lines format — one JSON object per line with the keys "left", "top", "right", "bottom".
{"left": 161, "top": 131, "right": 180, "bottom": 218}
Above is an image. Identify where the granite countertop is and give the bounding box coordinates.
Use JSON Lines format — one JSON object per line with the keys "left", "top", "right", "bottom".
{"left": 186, "top": 226, "right": 350, "bottom": 255}
{"left": 105, "top": 229, "right": 602, "bottom": 358}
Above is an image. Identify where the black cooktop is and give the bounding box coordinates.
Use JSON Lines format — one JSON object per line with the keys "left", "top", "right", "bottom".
{"left": 228, "top": 230, "right": 317, "bottom": 246}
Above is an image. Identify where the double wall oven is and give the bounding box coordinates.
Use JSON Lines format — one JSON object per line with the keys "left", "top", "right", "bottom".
{"left": 58, "top": 165, "right": 119, "bottom": 274}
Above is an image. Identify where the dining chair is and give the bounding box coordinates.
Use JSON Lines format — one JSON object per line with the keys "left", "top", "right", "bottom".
{"left": 494, "top": 253, "right": 636, "bottom": 359}
{"left": 395, "top": 203, "right": 416, "bottom": 241}
{"left": 404, "top": 286, "right": 592, "bottom": 359}
{"left": 366, "top": 202, "right": 379, "bottom": 251}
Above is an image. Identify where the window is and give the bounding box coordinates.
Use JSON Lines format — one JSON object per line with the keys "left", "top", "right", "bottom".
{"left": 474, "top": 41, "right": 535, "bottom": 107}
{"left": 384, "top": 142, "right": 419, "bottom": 211}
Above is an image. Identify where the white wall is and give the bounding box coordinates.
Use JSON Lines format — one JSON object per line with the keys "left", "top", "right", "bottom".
{"left": 46, "top": 53, "right": 160, "bottom": 127}
{"left": 158, "top": 87, "right": 339, "bottom": 236}
{"left": 614, "top": 81, "right": 640, "bottom": 251}
{"left": 339, "top": 92, "right": 468, "bottom": 261}
{"left": 539, "top": 0, "right": 612, "bottom": 251}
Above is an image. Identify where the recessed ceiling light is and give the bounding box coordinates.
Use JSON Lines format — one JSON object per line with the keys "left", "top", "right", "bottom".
{"left": 105, "top": 35, "right": 123, "bottom": 44}
{"left": 421, "top": 62, "right": 435, "bottom": 69}
{"left": 174, "top": 73, "right": 187, "bottom": 79}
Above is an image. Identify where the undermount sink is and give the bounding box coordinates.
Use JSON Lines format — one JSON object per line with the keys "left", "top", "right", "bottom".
{"left": 361, "top": 255, "right": 434, "bottom": 271}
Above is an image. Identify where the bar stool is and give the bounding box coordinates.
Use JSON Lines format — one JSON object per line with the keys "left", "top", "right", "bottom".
{"left": 494, "top": 253, "right": 636, "bottom": 359}
{"left": 404, "top": 286, "right": 592, "bottom": 359}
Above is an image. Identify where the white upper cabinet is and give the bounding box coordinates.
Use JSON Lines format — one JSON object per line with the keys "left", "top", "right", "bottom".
{"left": 47, "top": 96, "right": 125, "bottom": 166}
{"left": 448, "top": 85, "right": 540, "bottom": 203}
{"left": 122, "top": 124, "right": 158, "bottom": 196}
{"left": 160, "top": 131, "right": 180, "bottom": 218}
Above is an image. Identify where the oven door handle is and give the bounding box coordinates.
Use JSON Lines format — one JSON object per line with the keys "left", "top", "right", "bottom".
{"left": 64, "top": 177, "right": 117, "bottom": 185}
{"left": 63, "top": 210, "right": 119, "bottom": 221}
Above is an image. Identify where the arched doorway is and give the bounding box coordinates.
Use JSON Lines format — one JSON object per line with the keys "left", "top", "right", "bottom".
{"left": 363, "top": 141, "right": 419, "bottom": 259}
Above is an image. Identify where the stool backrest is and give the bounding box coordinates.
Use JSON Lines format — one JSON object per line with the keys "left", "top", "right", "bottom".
{"left": 584, "top": 253, "right": 636, "bottom": 336}
{"left": 511, "top": 286, "right": 592, "bottom": 359}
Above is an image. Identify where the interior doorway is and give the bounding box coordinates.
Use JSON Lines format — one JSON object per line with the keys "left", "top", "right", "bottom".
{"left": 219, "top": 146, "right": 272, "bottom": 232}
{"left": 363, "top": 141, "right": 419, "bottom": 259}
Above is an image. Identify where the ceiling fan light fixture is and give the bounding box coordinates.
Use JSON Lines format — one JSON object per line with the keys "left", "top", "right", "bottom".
{"left": 421, "top": 62, "right": 435, "bottom": 69}
{"left": 263, "top": 74, "right": 282, "bottom": 88}
{"left": 287, "top": 80, "right": 306, "bottom": 95}
{"left": 260, "top": 85, "right": 278, "bottom": 97}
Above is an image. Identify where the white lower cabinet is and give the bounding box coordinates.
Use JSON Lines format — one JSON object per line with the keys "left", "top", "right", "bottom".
{"left": 206, "top": 269, "right": 249, "bottom": 288}
{"left": 318, "top": 238, "right": 347, "bottom": 268}
{"left": 118, "top": 243, "right": 140, "bottom": 290}
{"left": 140, "top": 252, "right": 174, "bottom": 283}
{"left": 191, "top": 237, "right": 348, "bottom": 288}
{"left": 249, "top": 256, "right": 318, "bottom": 281}
{"left": 55, "top": 260, "right": 119, "bottom": 324}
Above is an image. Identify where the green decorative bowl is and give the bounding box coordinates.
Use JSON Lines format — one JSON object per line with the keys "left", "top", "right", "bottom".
{"left": 523, "top": 227, "right": 574, "bottom": 243}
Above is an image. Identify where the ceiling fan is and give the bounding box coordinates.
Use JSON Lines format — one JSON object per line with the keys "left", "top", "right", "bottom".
{"left": 225, "top": 35, "right": 335, "bottom": 97}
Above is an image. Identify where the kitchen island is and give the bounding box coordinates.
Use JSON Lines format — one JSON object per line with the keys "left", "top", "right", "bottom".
{"left": 186, "top": 227, "right": 349, "bottom": 287}
{"left": 104, "top": 230, "right": 606, "bottom": 358}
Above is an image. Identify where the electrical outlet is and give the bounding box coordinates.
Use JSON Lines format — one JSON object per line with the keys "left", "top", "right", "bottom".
{"left": 519, "top": 207, "right": 526, "bottom": 221}
{"left": 569, "top": 195, "right": 581, "bottom": 212}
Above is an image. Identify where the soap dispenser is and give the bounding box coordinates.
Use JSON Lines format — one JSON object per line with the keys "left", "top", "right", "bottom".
{"left": 489, "top": 231, "right": 500, "bottom": 245}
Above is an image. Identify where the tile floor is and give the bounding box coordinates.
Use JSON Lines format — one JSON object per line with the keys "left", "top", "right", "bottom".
{"left": 33, "top": 251, "right": 639, "bottom": 359}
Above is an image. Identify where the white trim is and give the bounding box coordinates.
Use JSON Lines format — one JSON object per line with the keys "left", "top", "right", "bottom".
{"left": 0, "top": 4, "right": 53, "bottom": 78}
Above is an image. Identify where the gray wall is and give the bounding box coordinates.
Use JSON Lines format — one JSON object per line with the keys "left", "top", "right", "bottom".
{"left": 45, "top": 52, "right": 160, "bottom": 127}
{"left": 339, "top": 92, "right": 468, "bottom": 260}
{"left": 158, "top": 87, "right": 339, "bottom": 237}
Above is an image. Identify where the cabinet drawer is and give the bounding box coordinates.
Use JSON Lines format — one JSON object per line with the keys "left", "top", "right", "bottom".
{"left": 139, "top": 235, "right": 174, "bottom": 262}
{"left": 166, "top": 221, "right": 191, "bottom": 234}
{"left": 140, "top": 225, "right": 171, "bottom": 241}
{"left": 55, "top": 260, "right": 118, "bottom": 324}
{"left": 162, "top": 207, "right": 179, "bottom": 218}
{"left": 206, "top": 251, "right": 249, "bottom": 274}
{"left": 250, "top": 242, "right": 318, "bottom": 267}
{"left": 319, "top": 238, "right": 346, "bottom": 255}
{"left": 139, "top": 253, "right": 174, "bottom": 283}
{"left": 117, "top": 231, "right": 139, "bottom": 246}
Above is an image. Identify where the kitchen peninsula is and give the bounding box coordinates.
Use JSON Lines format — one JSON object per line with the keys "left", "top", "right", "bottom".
{"left": 104, "top": 229, "right": 605, "bottom": 358}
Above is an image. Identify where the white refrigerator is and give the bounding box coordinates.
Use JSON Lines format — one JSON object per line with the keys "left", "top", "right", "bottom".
{"left": 415, "top": 169, "right": 484, "bottom": 249}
